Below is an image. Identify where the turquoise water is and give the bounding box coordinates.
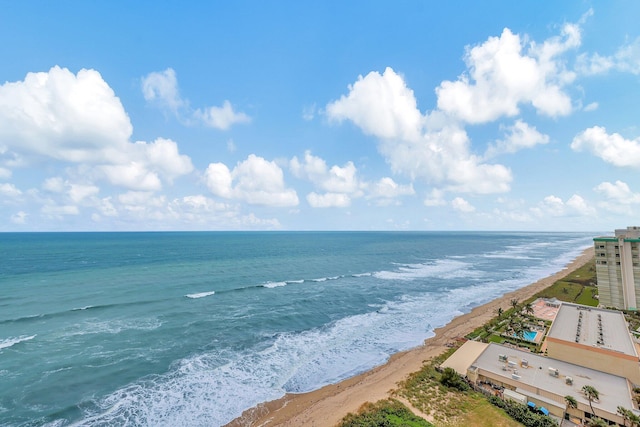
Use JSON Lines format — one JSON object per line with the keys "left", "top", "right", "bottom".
{"left": 0, "top": 231, "right": 593, "bottom": 426}
{"left": 522, "top": 330, "right": 538, "bottom": 341}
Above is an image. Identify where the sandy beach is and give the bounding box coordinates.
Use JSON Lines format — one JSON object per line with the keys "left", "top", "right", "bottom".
{"left": 228, "top": 247, "right": 595, "bottom": 427}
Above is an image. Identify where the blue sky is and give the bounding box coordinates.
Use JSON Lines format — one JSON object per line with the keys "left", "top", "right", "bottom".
{"left": 0, "top": 1, "right": 639, "bottom": 231}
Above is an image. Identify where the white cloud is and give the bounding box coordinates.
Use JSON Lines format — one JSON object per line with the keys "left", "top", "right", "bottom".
{"left": 100, "top": 163, "right": 162, "bottom": 191}
{"left": 290, "top": 151, "right": 366, "bottom": 206}
{"left": 291, "top": 151, "right": 413, "bottom": 206}
{"left": 97, "top": 197, "right": 118, "bottom": 217}
{"left": 571, "top": 126, "right": 640, "bottom": 167}
{"left": 0, "top": 66, "right": 132, "bottom": 164}
{"left": 194, "top": 100, "right": 251, "bottom": 130}
{"left": 140, "top": 138, "right": 194, "bottom": 180}
{"left": 436, "top": 24, "right": 578, "bottom": 123}
{"left": 534, "top": 194, "right": 595, "bottom": 217}
{"left": 43, "top": 177, "right": 65, "bottom": 193}
{"left": 0, "top": 183, "right": 22, "bottom": 197}
{"left": 0, "top": 167, "right": 11, "bottom": 179}
{"left": 576, "top": 37, "right": 640, "bottom": 76}
{"left": 424, "top": 188, "right": 447, "bottom": 207}
{"left": 0, "top": 67, "right": 194, "bottom": 192}
{"left": 326, "top": 67, "right": 422, "bottom": 141}
{"left": 306, "top": 192, "right": 351, "bottom": 208}
{"left": 326, "top": 69, "right": 512, "bottom": 194}
{"left": 594, "top": 180, "right": 640, "bottom": 202}
{"left": 205, "top": 154, "right": 299, "bottom": 207}
{"left": 204, "top": 163, "right": 233, "bottom": 198}
{"left": 142, "top": 68, "right": 251, "bottom": 130}
{"left": 368, "top": 177, "right": 414, "bottom": 199}
{"left": 68, "top": 183, "right": 100, "bottom": 203}
{"left": 486, "top": 120, "right": 550, "bottom": 157}
{"left": 451, "top": 197, "right": 475, "bottom": 213}
{"left": 583, "top": 102, "right": 598, "bottom": 112}
{"left": 141, "top": 68, "right": 184, "bottom": 112}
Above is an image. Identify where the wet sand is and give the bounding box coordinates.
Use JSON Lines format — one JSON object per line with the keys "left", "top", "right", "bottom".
{"left": 228, "top": 247, "right": 595, "bottom": 427}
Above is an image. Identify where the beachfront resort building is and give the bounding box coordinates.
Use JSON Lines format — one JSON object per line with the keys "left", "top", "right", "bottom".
{"left": 545, "top": 302, "right": 640, "bottom": 384}
{"left": 443, "top": 302, "right": 640, "bottom": 425}
{"left": 443, "top": 341, "right": 638, "bottom": 426}
{"left": 594, "top": 226, "right": 640, "bottom": 310}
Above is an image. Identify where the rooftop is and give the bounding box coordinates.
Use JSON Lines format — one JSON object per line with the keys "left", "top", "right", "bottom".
{"left": 472, "top": 343, "right": 635, "bottom": 416}
{"left": 547, "top": 303, "right": 636, "bottom": 357}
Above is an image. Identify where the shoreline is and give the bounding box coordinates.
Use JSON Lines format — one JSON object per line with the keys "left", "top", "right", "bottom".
{"left": 227, "top": 247, "right": 595, "bottom": 427}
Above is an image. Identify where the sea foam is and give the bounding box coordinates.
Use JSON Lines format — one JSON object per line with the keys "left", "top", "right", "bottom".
{"left": 0, "top": 335, "right": 36, "bottom": 350}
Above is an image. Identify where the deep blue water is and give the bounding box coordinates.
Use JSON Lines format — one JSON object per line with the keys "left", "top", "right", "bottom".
{"left": 0, "top": 231, "right": 593, "bottom": 426}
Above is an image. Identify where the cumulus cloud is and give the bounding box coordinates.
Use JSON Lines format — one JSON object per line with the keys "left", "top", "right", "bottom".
{"left": 451, "top": 197, "right": 475, "bottom": 213}
{"left": 142, "top": 68, "right": 251, "bottom": 130}
{"left": 326, "top": 67, "right": 422, "bottom": 141}
{"left": 533, "top": 194, "right": 595, "bottom": 217}
{"left": 594, "top": 181, "right": 640, "bottom": 215}
{"left": 486, "top": 120, "right": 550, "bottom": 157}
{"left": 367, "top": 177, "right": 415, "bottom": 199}
{"left": 205, "top": 154, "right": 299, "bottom": 207}
{"left": 0, "top": 183, "right": 22, "bottom": 198}
{"left": 0, "top": 67, "right": 194, "bottom": 192}
{"left": 194, "top": 100, "right": 251, "bottom": 130}
{"left": 290, "top": 151, "right": 367, "bottom": 207}
{"left": 326, "top": 68, "right": 512, "bottom": 194}
{"left": 141, "top": 68, "right": 184, "bottom": 113}
{"left": 0, "top": 66, "right": 132, "bottom": 164}
{"left": 571, "top": 126, "right": 640, "bottom": 167}
{"left": 594, "top": 180, "right": 640, "bottom": 203}
{"left": 436, "top": 24, "right": 578, "bottom": 123}
{"left": 576, "top": 37, "right": 640, "bottom": 76}
{"left": 290, "top": 151, "right": 361, "bottom": 194}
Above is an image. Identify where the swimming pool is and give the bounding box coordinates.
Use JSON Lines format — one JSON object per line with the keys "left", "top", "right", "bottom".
{"left": 522, "top": 330, "right": 538, "bottom": 341}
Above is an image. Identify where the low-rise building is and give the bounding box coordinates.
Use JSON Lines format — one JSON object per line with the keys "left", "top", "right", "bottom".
{"left": 545, "top": 302, "right": 640, "bottom": 384}
{"left": 444, "top": 341, "right": 638, "bottom": 425}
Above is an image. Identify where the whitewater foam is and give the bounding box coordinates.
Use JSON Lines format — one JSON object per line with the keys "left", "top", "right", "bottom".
{"left": 0, "top": 335, "right": 36, "bottom": 350}
{"left": 185, "top": 291, "right": 216, "bottom": 299}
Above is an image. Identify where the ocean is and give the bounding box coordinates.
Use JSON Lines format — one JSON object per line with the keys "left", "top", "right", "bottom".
{"left": 0, "top": 231, "right": 593, "bottom": 426}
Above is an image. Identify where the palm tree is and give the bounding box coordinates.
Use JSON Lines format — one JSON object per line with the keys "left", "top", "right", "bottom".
{"left": 524, "top": 302, "right": 534, "bottom": 316}
{"left": 586, "top": 417, "right": 608, "bottom": 427}
{"left": 565, "top": 395, "right": 577, "bottom": 411}
{"left": 510, "top": 298, "right": 519, "bottom": 310}
{"left": 587, "top": 418, "right": 607, "bottom": 427}
{"left": 630, "top": 413, "right": 640, "bottom": 427}
{"left": 497, "top": 307, "right": 504, "bottom": 318}
{"left": 618, "top": 406, "right": 632, "bottom": 427}
{"left": 582, "top": 385, "right": 600, "bottom": 417}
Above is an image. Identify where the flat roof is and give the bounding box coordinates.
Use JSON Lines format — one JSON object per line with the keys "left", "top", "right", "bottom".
{"left": 547, "top": 303, "right": 636, "bottom": 357}
{"left": 473, "top": 343, "right": 635, "bottom": 416}
{"left": 441, "top": 341, "right": 488, "bottom": 375}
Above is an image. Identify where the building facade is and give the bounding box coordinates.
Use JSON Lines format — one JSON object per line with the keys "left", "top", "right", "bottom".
{"left": 594, "top": 226, "right": 640, "bottom": 310}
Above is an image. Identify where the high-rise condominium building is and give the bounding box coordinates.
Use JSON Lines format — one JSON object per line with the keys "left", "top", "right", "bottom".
{"left": 594, "top": 226, "right": 640, "bottom": 310}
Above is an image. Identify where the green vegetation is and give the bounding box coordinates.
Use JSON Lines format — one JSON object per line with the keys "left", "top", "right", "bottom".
{"left": 338, "top": 399, "right": 434, "bottom": 427}
{"left": 534, "top": 259, "right": 598, "bottom": 306}
{"left": 396, "top": 358, "right": 523, "bottom": 426}
{"left": 488, "top": 396, "right": 557, "bottom": 427}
